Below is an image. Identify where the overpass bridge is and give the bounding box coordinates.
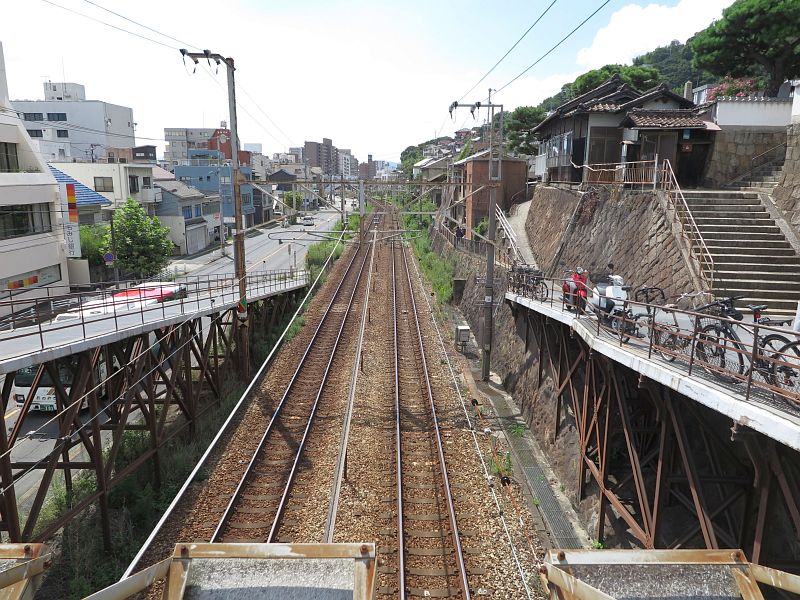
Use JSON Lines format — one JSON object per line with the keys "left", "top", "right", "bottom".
{"left": 505, "top": 272, "right": 800, "bottom": 565}
{"left": 0, "top": 267, "right": 310, "bottom": 544}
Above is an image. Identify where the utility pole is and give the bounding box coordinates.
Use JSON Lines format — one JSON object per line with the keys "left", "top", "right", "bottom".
{"left": 182, "top": 49, "right": 249, "bottom": 378}
{"left": 449, "top": 93, "right": 503, "bottom": 381}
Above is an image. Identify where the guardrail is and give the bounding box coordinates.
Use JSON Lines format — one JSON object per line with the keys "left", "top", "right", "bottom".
{"left": 436, "top": 223, "right": 513, "bottom": 268}
{"left": 660, "top": 159, "right": 714, "bottom": 289}
{"left": 575, "top": 160, "right": 659, "bottom": 187}
{"left": 508, "top": 270, "right": 800, "bottom": 409}
{"left": 0, "top": 269, "right": 309, "bottom": 356}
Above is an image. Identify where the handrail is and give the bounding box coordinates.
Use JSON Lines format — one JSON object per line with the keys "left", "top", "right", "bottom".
{"left": 660, "top": 160, "right": 714, "bottom": 290}
{"left": 571, "top": 160, "right": 658, "bottom": 187}
{"left": 507, "top": 272, "right": 800, "bottom": 410}
{"left": 724, "top": 142, "right": 786, "bottom": 188}
{"left": 495, "top": 205, "right": 524, "bottom": 264}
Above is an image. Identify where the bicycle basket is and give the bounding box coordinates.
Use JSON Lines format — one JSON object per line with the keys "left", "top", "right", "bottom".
{"left": 697, "top": 303, "right": 725, "bottom": 329}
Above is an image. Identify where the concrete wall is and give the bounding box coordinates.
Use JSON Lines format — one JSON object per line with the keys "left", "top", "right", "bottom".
{"left": 702, "top": 129, "right": 787, "bottom": 187}
{"left": 524, "top": 186, "right": 693, "bottom": 298}
{"left": 714, "top": 98, "right": 792, "bottom": 127}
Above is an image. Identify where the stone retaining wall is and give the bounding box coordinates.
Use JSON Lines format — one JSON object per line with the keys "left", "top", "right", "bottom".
{"left": 703, "top": 128, "right": 786, "bottom": 188}
{"left": 524, "top": 186, "right": 693, "bottom": 299}
{"left": 774, "top": 123, "right": 800, "bottom": 229}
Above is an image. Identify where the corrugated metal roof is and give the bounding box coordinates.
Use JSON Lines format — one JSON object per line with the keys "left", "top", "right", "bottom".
{"left": 47, "top": 165, "right": 113, "bottom": 207}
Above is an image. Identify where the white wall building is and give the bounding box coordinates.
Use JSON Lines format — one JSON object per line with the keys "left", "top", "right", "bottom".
{"left": 13, "top": 82, "right": 135, "bottom": 162}
{"left": 51, "top": 162, "right": 159, "bottom": 215}
{"left": 164, "top": 127, "right": 216, "bottom": 164}
{"left": 0, "top": 43, "right": 69, "bottom": 309}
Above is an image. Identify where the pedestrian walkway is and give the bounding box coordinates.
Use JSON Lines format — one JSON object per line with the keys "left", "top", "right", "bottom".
{"left": 506, "top": 200, "right": 538, "bottom": 267}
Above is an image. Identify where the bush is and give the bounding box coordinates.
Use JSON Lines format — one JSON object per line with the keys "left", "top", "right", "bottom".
{"left": 79, "top": 225, "right": 108, "bottom": 267}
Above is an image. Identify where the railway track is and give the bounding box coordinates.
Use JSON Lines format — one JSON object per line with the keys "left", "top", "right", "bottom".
{"left": 210, "top": 234, "right": 372, "bottom": 543}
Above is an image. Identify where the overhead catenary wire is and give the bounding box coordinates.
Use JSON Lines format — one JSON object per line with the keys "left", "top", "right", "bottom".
{"left": 457, "top": 0, "right": 559, "bottom": 103}
{"left": 493, "top": 0, "right": 614, "bottom": 96}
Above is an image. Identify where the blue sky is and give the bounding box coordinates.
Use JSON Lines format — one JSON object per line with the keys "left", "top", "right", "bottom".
{"left": 2, "top": 0, "right": 733, "bottom": 161}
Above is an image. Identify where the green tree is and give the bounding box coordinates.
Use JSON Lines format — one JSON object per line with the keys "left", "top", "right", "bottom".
{"left": 633, "top": 40, "right": 714, "bottom": 91}
{"left": 570, "top": 64, "right": 662, "bottom": 96}
{"left": 284, "top": 191, "right": 303, "bottom": 210}
{"left": 104, "top": 199, "right": 172, "bottom": 278}
{"left": 400, "top": 145, "right": 423, "bottom": 178}
{"left": 79, "top": 224, "right": 107, "bottom": 267}
{"left": 505, "top": 106, "right": 545, "bottom": 155}
{"left": 691, "top": 0, "right": 800, "bottom": 96}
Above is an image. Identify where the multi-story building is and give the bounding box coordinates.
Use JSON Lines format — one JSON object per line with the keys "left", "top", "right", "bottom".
{"left": 304, "top": 138, "right": 339, "bottom": 176}
{"left": 0, "top": 44, "right": 70, "bottom": 308}
{"left": 154, "top": 174, "right": 220, "bottom": 255}
{"left": 289, "top": 147, "right": 304, "bottom": 162}
{"left": 358, "top": 154, "right": 376, "bottom": 179}
{"left": 243, "top": 142, "right": 262, "bottom": 154}
{"left": 163, "top": 126, "right": 216, "bottom": 164}
{"left": 51, "top": 161, "right": 160, "bottom": 217}
{"left": 13, "top": 81, "right": 135, "bottom": 162}
{"left": 173, "top": 149, "right": 255, "bottom": 229}
{"left": 338, "top": 149, "right": 359, "bottom": 178}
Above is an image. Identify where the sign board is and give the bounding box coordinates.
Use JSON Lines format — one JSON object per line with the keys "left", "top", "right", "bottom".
{"left": 223, "top": 217, "right": 235, "bottom": 225}
{"left": 103, "top": 252, "right": 115, "bottom": 266}
{"left": 59, "top": 183, "right": 81, "bottom": 258}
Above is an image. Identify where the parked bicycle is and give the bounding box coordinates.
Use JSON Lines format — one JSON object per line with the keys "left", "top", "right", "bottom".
{"left": 692, "top": 296, "right": 798, "bottom": 385}
{"left": 510, "top": 264, "right": 548, "bottom": 301}
{"left": 633, "top": 288, "right": 713, "bottom": 362}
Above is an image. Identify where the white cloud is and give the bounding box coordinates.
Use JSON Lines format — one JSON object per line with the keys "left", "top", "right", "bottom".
{"left": 576, "top": 0, "right": 734, "bottom": 69}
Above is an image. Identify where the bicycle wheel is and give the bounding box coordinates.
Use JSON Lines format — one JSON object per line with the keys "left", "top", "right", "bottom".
{"left": 770, "top": 340, "right": 800, "bottom": 392}
{"left": 756, "top": 334, "right": 793, "bottom": 384}
{"left": 535, "top": 280, "right": 549, "bottom": 301}
{"left": 694, "top": 324, "right": 745, "bottom": 383}
{"left": 653, "top": 323, "right": 679, "bottom": 362}
{"left": 610, "top": 313, "right": 631, "bottom": 344}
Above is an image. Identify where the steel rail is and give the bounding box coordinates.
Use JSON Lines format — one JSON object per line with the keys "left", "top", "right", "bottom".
{"left": 210, "top": 238, "right": 370, "bottom": 542}
{"left": 323, "top": 212, "right": 381, "bottom": 542}
{"left": 265, "top": 239, "right": 372, "bottom": 543}
{"left": 391, "top": 214, "right": 407, "bottom": 598}
{"left": 396, "top": 223, "right": 472, "bottom": 599}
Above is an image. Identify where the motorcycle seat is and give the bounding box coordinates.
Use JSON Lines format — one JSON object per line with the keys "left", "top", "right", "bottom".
{"left": 747, "top": 304, "right": 768, "bottom": 312}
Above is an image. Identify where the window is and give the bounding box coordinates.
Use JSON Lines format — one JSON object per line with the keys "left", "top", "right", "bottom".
{"left": 194, "top": 205, "right": 202, "bottom": 218}
{"left": 128, "top": 175, "right": 139, "bottom": 194}
{"left": 0, "top": 143, "right": 19, "bottom": 173}
{"left": 179, "top": 176, "right": 191, "bottom": 183}
{"left": 241, "top": 193, "right": 252, "bottom": 206}
{"left": 142, "top": 176, "right": 151, "bottom": 189}
{"left": 94, "top": 177, "right": 114, "bottom": 192}
{"left": 23, "top": 113, "right": 43, "bottom": 121}
{"left": 56, "top": 129, "right": 69, "bottom": 138}
{"left": 182, "top": 206, "right": 193, "bottom": 220}
{"left": 0, "top": 204, "right": 52, "bottom": 240}
{"left": 219, "top": 175, "right": 231, "bottom": 185}
{"left": 47, "top": 112, "right": 67, "bottom": 121}
{"left": 27, "top": 129, "right": 43, "bottom": 138}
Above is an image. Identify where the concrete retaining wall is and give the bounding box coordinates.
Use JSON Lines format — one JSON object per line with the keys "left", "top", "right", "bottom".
{"left": 774, "top": 123, "right": 800, "bottom": 229}
{"left": 703, "top": 128, "right": 787, "bottom": 187}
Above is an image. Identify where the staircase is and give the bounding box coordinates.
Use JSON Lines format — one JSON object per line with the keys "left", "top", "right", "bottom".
{"left": 683, "top": 189, "right": 800, "bottom": 317}
{"left": 730, "top": 159, "right": 784, "bottom": 194}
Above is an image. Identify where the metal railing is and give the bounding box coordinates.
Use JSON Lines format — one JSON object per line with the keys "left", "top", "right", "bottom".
{"left": 0, "top": 268, "right": 309, "bottom": 359}
{"left": 495, "top": 205, "right": 524, "bottom": 264}
{"left": 508, "top": 272, "right": 800, "bottom": 409}
{"left": 577, "top": 160, "right": 659, "bottom": 187}
{"left": 660, "top": 159, "right": 714, "bottom": 289}
{"left": 436, "top": 222, "right": 512, "bottom": 268}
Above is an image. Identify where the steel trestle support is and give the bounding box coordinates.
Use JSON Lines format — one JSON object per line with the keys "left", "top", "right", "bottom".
{"left": 0, "top": 291, "right": 300, "bottom": 545}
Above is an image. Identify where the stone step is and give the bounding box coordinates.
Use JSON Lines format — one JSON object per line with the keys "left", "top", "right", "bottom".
{"left": 684, "top": 197, "right": 761, "bottom": 206}
{"left": 693, "top": 217, "right": 777, "bottom": 226}
{"left": 699, "top": 224, "right": 781, "bottom": 234}
{"left": 683, "top": 189, "right": 761, "bottom": 199}
{"left": 690, "top": 205, "right": 767, "bottom": 214}
{"left": 714, "top": 262, "right": 800, "bottom": 273}
{"left": 703, "top": 245, "right": 795, "bottom": 256}
{"left": 711, "top": 287, "right": 800, "bottom": 302}
{"left": 702, "top": 239, "right": 791, "bottom": 249}
{"left": 715, "top": 268, "right": 800, "bottom": 279}
{"left": 703, "top": 232, "right": 787, "bottom": 241}
{"left": 692, "top": 211, "right": 768, "bottom": 220}
{"left": 713, "top": 278, "right": 800, "bottom": 292}
{"left": 705, "top": 297, "right": 798, "bottom": 317}
{"left": 711, "top": 254, "right": 800, "bottom": 265}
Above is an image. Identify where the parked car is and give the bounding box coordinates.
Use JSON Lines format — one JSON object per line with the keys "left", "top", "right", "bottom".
{"left": 302, "top": 215, "right": 315, "bottom": 226}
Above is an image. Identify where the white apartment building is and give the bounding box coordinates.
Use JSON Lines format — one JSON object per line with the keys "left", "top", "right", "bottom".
{"left": 13, "top": 82, "right": 135, "bottom": 162}
{"left": 338, "top": 149, "right": 359, "bottom": 178}
{"left": 51, "top": 162, "right": 159, "bottom": 218}
{"left": 0, "top": 43, "right": 69, "bottom": 308}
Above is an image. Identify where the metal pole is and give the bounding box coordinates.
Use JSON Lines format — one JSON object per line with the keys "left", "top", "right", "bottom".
{"left": 224, "top": 55, "right": 250, "bottom": 379}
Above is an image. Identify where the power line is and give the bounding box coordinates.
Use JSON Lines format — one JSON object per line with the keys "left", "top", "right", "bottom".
{"left": 39, "top": 0, "right": 178, "bottom": 50}
{"left": 458, "top": 0, "right": 559, "bottom": 102}
{"left": 494, "top": 0, "right": 614, "bottom": 96}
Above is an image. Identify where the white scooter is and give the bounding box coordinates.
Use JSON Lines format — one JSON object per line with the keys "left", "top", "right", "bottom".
{"left": 585, "top": 264, "right": 638, "bottom": 342}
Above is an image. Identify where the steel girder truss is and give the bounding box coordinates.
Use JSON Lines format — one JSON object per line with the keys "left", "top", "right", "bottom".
{"left": 525, "top": 309, "right": 800, "bottom": 565}
{"left": 0, "top": 292, "right": 296, "bottom": 545}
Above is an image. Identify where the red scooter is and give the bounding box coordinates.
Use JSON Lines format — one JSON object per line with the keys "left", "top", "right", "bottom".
{"left": 562, "top": 268, "right": 588, "bottom": 312}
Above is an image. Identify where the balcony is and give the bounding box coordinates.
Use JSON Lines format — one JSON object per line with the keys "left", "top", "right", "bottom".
{"left": 134, "top": 188, "right": 162, "bottom": 203}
